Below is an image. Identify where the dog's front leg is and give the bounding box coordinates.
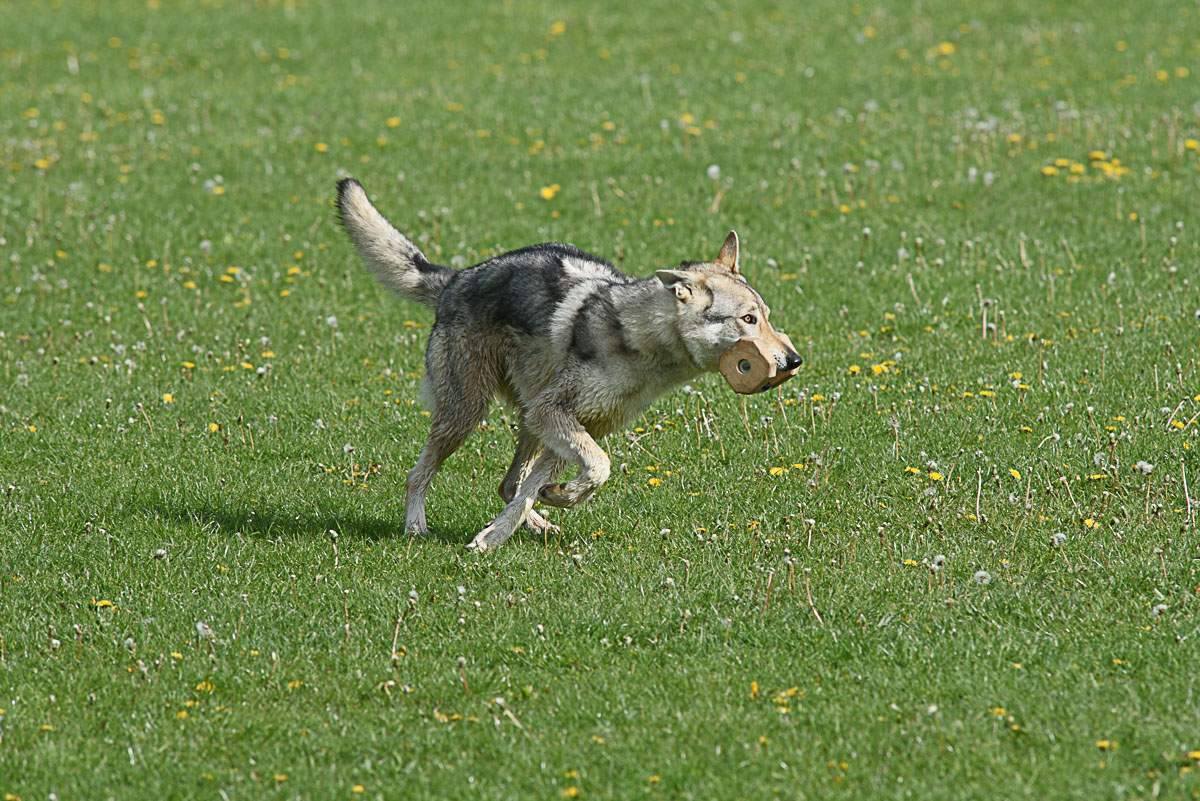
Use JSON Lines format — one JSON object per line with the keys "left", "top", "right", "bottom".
{"left": 531, "top": 411, "right": 611, "bottom": 509}
{"left": 468, "top": 452, "right": 564, "bottom": 551}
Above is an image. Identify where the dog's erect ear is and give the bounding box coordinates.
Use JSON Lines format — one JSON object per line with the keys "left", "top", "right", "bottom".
{"left": 656, "top": 269, "right": 695, "bottom": 302}
{"left": 716, "top": 230, "right": 740, "bottom": 274}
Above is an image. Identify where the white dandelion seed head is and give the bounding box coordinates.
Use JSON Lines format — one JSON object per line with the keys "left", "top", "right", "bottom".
{"left": 1051, "top": 532, "right": 1067, "bottom": 548}
{"left": 706, "top": 164, "right": 721, "bottom": 181}
{"left": 930, "top": 554, "right": 946, "bottom": 571}
{"left": 325, "top": 315, "right": 338, "bottom": 328}
{"left": 973, "top": 570, "right": 992, "bottom": 585}
{"left": 1151, "top": 603, "right": 1168, "bottom": 618}
{"left": 1135, "top": 460, "right": 1154, "bottom": 475}
{"left": 195, "top": 621, "right": 214, "bottom": 639}
{"left": 456, "top": 655, "right": 467, "bottom": 669}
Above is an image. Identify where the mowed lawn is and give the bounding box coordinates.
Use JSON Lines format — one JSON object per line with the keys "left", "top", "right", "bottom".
{"left": 2, "top": 0, "right": 1200, "bottom": 798}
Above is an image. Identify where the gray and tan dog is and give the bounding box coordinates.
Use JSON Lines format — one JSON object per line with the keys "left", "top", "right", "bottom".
{"left": 336, "top": 178, "right": 801, "bottom": 550}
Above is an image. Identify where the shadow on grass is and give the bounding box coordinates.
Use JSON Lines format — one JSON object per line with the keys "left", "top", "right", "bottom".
{"left": 150, "top": 503, "right": 471, "bottom": 546}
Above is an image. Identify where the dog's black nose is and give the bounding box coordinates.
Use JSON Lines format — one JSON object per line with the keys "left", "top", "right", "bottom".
{"left": 783, "top": 352, "right": 803, "bottom": 371}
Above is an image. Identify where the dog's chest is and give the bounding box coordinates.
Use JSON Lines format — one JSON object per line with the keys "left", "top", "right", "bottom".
{"left": 573, "top": 360, "right": 690, "bottom": 434}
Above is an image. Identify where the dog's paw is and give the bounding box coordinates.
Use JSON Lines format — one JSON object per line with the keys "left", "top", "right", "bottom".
{"left": 466, "top": 519, "right": 515, "bottom": 552}
{"left": 522, "top": 508, "right": 560, "bottom": 535}
{"left": 537, "top": 482, "right": 576, "bottom": 508}
{"left": 538, "top": 481, "right": 596, "bottom": 508}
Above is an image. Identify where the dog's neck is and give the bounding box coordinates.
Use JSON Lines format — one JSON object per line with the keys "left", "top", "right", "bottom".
{"left": 612, "top": 280, "right": 705, "bottom": 376}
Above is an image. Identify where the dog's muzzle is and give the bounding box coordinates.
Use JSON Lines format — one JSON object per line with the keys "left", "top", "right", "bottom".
{"left": 718, "top": 334, "right": 801, "bottom": 395}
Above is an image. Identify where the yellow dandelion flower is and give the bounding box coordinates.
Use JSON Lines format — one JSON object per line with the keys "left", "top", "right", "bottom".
{"left": 1187, "top": 750, "right": 1200, "bottom": 761}
{"left": 274, "top": 774, "right": 288, "bottom": 783}
{"left": 561, "top": 787, "right": 579, "bottom": 799}
{"left": 1040, "top": 165, "right": 1059, "bottom": 177}
{"left": 211, "top": 185, "right": 225, "bottom": 196}
{"left": 1083, "top": 517, "right": 1098, "bottom": 529}
{"left": 352, "top": 786, "right": 365, "bottom": 794}
{"left": 935, "top": 41, "right": 956, "bottom": 56}
{"left": 647, "top": 477, "right": 662, "bottom": 487}
{"left": 1096, "top": 739, "right": 1116, "bottom": 751}
{"left": 548, "top": 20, "right": 566, "bottom": 36}
{"left": 928, "top": 471, "right": 944, "bottom": 481}
{"left": 768, "top": 466, "right": 788, "bottom": 477}
{"left": 314, "top": 142, "right": 328, "bottom": 153}
{"left": 750, "top": 681, "right": 759, "bottom": 699}
{"left": 847, "top": 364, "right": 861, "bottom": 375}
{"left": 92, "top": 599, "right": 115, "bottom": 608}
{"left": 208, "top": 422, "right": 220, "bottom": 433}
{"left": 195, "top": 679, "right": 215, "bottom": 693}
{"left": 287, "top": 679, "right": 304, "bottom": 690}
{"left": 162, "top": 393, "right": 174, "bottom": 404}
{"left": 1171, "top": 419, "right": 1186, "bottom": 430}
{"left": 1006, "top": 133, "right": 1022, "bottom": 144}
{"left": 539, "top": 183, "right": 561, "bottom": 200}
{"left": 1185, "top": 139, "right": 1199, "bottom": 151}
{"left": 1009, "top": 468, "right": 1021, "bottom": 480}
{"left": 175, "top": 709, "right": 189, "bottom": 720}
{"left": 385, "top": 116, "right": 401, "bottom": 128}
{"left": 904, "top": 466, "right": 920, "bottom": 474}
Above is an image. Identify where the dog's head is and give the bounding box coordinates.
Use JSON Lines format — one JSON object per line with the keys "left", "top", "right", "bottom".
{"left": 656, "top": 232, "right": 802, "bottom": 383}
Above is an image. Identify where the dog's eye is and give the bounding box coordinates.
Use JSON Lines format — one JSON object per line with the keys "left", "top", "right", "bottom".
{"left": 741, "top": 314, "right": 757, "bottom": 325}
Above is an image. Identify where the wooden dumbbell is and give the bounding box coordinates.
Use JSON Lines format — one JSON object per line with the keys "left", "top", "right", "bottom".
{"left": 719, "top": 335, "right": 800, "bottom": 394}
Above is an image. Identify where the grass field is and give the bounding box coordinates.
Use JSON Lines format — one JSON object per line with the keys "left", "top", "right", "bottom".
{"left": 3, "top": 0, "right": 1200, "bottom": 798}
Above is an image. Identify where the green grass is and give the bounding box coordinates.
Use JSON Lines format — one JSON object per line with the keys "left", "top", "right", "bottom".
{"left": 3, "top": 0, "right": 1200, "bottom": 798}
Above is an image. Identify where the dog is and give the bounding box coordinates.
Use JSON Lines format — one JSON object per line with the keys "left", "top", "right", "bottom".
{"left": 336, "top": 177, "right": 802, "bottom": 550}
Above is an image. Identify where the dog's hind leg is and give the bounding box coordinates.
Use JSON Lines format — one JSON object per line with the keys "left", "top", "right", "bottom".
{"left": 498, "top": 425, "right": 558, "bottom": 535}
{"left": 469, "top": 451, "right": 565, "bottom": 551}
{"left": 405, "top": 340, "right": 492, "bottom": 534}
{"left": 528, "top": 408, "right": 611, "bottom": 509}
{"left": 405, "top": 416, "right": 474, "bottom": 535}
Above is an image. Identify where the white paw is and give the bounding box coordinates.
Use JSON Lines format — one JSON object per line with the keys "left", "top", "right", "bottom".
{"left": 466, "top": 519, "right": 514, "bottom": 551}
{"left": 522, "top": 509, "right": 560, "bottom": 535}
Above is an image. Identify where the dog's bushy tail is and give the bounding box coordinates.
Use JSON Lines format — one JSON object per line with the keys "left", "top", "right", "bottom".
{"left": 336, "top": 178, "right": 453, "bottom": 308}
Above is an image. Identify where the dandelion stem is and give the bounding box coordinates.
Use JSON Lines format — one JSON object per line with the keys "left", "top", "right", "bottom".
{"left": 1183, "top": 459, "right": 1195, "bottom": 530}
{"left": 975, "top": 469, "right": 984, "bottom": 525}
{"left": 804, "top": 572, "right": 824, "bottom": 626}
{"left": 761, "top": 570, "right": 774, "bottom": 616}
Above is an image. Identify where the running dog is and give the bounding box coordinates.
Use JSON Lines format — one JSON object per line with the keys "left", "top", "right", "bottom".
{"left": 336, "top": 178, "right": 801, "bottom": 550}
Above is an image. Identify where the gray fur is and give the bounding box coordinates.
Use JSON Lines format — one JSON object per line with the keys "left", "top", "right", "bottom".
{"left": 336, "top": 178, "right": 801, "bottom": 550}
